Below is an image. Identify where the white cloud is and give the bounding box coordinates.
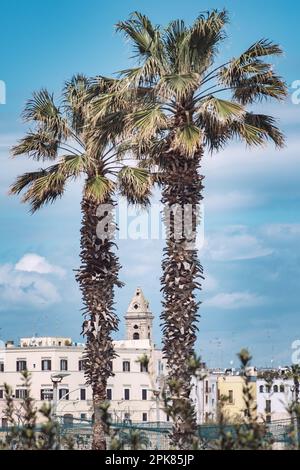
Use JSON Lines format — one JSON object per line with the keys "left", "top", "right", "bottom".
{"left": 205, "top": 291, "right": 266, "bottom": 309}
{"left": 203, "top": 135, "right": 300, "bottom": 187}
{"left": 0, "top": 263, "right": 61, "bottom": 309}
{"left": 0, "top": 254, "right": 65, "bottom": 309}
{"left": 15, "top": 253, "right": 65, "bottom": 277}
{"left": 205, "top": 190, "right": 263, "bottom": 212}
{"left": 262, "top": 223, "right": 300, "bottom": 240}
{"left": 203, "top": 226, "right": 273, "bottom": 261}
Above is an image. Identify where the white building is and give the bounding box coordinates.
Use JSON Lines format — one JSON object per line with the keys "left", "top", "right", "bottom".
{"left": 257, "top": 377, "right": 294, "bottom": 422}
{"left": 0, "top": 288, "right": 168, "bottom": 427}
{"left": 191, "top": 372, "right": 218, "bottom": 424}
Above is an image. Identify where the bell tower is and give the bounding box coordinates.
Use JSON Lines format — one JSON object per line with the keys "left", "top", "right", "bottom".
{"left": 125, "top": 287, "right": 154, "bottom": 341}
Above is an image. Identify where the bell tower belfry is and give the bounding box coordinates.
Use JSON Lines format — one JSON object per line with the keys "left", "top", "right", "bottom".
{"left": 125, "top": 287, "right": 154, "bottom": 341}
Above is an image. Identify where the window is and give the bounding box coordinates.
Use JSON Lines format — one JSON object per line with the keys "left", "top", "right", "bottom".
{"left": 205, "top": 381, "right": 209, "bottom": 393}
{"left": 59, "top": 388, "right": 69, "bottom": 400}
{"left": 280, "top": 384, "right": 285, "bottom": 393}
{"left": 266, "top": 414, "right": 271, "bottom": 424}
{"left": 123, "top": 412, "right": 131, "bottom": 423}
{"left": 205, "top": 394, "right": 208, "bottom": 404}
{"left": 133, "top": 332, "right": 140, "bottom": 340}
{"left": 140, "top": 363, "right": 148, "bottom": 373}
{"left": 212, "top": 384, "right": 215, "bottom": 392}
{"left": 142, "top": 413, "right": 148, "bottom": 422}
{"left": 228, "top": 390, "right": 233, "bottom": 404}
{"left": 266, "top": 385, "right": 271, "bottom": 393}
{"left": 108, "top": 361, "right": 113, "bottom": 372}
{"left": 205, "top": 412, "right": 209, "bottom": 423}
{"left": 124, "top": 388, "right": 130, "bottom": 400}
{"left": 63, "top": 414, "right": 73, "bottom": 426}
{"left": 16, "top": 360, "right": 27, "bottom": 372}
{"left": 123, "top": 361, "right": 130, "bottom": 372}
{"left": 80, "top": 388, "right": 86, "bottom": 401}
{"left": 15, "top": 389, "right": 28, "bottom": 399}
{"left": 266, "top": 399, "right": 271, "bottom": 413}
{"left": 259, "top": 385, "right": 264, "bottom": 393}
{"left": 80, "top": 413, "right": 87, "bottom": 421}
{"left": 40, "top": 388, "right": 53, "bottom": 401}
{"left": 0, "top": 389, "right": 3, "bottom": 399}
{"left": 273, "top": 385, "right": 278, "bottom": 393}
{"left": 60, "top": 359, "right": 68, "bottom": 371}
{"left": 212, "top": 398, "right": 215, "bottom": 406}
{"left": 134, "top": 325, "right": 139, "bottom": 329}
{"left": 142, "top": 389, "right": 147, "bottom": 400}
{"left": 78, "top": 359, "right": 85, "bottom": 371}
{"left": 41, "top": 359, "right": 51, "bottom": 371}
{"left": 1, "top": 418, "right": 8, "bottom": 429}
{"left": 107, "top": 388, "right": 112, "bottom": 400}
{"left": 0, "top": 362, "right": 4, "bottom": 372}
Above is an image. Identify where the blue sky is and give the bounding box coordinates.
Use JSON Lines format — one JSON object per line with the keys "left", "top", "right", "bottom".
{"left": 0, "top": 0, "right": 299, "bottom": 368}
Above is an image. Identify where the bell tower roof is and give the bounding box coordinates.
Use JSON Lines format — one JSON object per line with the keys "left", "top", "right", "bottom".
{"left": 126, "top": 287, "right": 152, "bottom": 317}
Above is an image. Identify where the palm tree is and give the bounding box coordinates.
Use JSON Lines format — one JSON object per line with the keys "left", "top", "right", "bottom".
{"left": 119, "top": 429, "right": 149, "bottom": 450}
{"left": 10, "top": 75, "right": 151, "bottom": 449}
{"left": 101, "top": 10, "right": 286, "bottom": 448}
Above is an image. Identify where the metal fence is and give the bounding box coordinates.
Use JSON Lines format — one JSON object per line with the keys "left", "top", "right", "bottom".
{"left": 57, "top": 417, "right": 296, "bottom": 450}
{"left": 0, "top": 418, "right": 296, "bottom": 450}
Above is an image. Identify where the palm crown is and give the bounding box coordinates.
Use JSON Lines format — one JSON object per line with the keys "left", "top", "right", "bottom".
{"left": 10, "top": 74, "right": 152, "bottom": 210}
{"left": 96, "top": 10, "right": 286, "bottom": 157}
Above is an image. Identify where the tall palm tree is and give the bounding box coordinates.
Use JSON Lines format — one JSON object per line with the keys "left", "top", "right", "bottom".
{"left": 101, "top": 10, "right": 286, "bottom": 448}
{"left": 10, "top": 75, "right": 151, "bottom": 449}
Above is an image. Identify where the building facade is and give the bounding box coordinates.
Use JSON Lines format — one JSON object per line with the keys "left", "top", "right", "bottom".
{"left": 0, "top": 288, "right": 168, "bottom": 426}
{"left": 256, "top": 377, "right": 293, "bottom": 422}
{"left": 217, "top": 369, "right": 257, "bottom": 421}
{"left": 1, "top": 287, "right": 296, "bottom": 429}
{"left": 191, "top": 373, "right": 218, "bottom": 424}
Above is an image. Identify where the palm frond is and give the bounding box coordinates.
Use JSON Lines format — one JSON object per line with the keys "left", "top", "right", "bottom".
{"left": 129, "top": 104, "right": 167, "bottom": 140}
{"left": 232, "top": 72, "right": 287, "bottom": 104}
{"left": 116, "top": 11, "right": 159, "bottom": 57}
{"left": 198, "top": 96, "right": 245, "bottom": 122}
{"left": 85, "top": 175, "right": 115, "bottom": 203}
{"left": 63, "top": 74, "right": 90, "bottom": 134}
{"left": 10, "top": 170, "right": 47, "bottom": 195}
{"left": 164, "top": 19, "right": 187, "bottom": 71}
{"left": 11, "top": 129, "right": 58, "bottom": 161}
{"left": 239, "top": 39, "right": 283, "bottom": 61}
{"left": 59, "top": 154, "right": 87, "bottom": 178}
{"left": 156, "top": 73, "right": 200, "bottom": 99}
{"left": 22, "top": 89, "right": 69, "bottom": 139}
{"left": 202, "top": 111, "right": 285, "bottom": 151}
{"left": 240, "top": 113, "right": 285, "bottom": 147}
{"left": 118, "top": 166, "right": 152, "bottom": 205}
{"left": 219, "top": 39, "right": 284, "bottom": 90}
{"left": 116, "top": 11, "right": 168, "bottom": 82}
{"left": 23, "top": 172, "right": 66, "bottom": 212}
{"left": 179, "top": 9, "right": 228, "bottom": 73}
{"left": 11, "top": 167, "right": 67, "bottom": 212}
{"left": 173, "top": 123, "right": 202, "bottom": 156}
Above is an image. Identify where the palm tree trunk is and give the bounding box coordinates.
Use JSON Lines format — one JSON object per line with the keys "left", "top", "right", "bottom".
{"left": 160, "top": 148, "right": 204, "bottom": 449}
{"left": 76, "top": 193, "right": 122, "bottom": 450}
